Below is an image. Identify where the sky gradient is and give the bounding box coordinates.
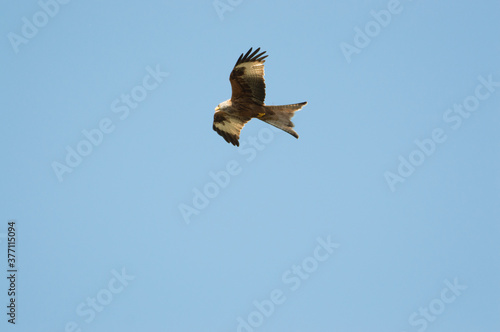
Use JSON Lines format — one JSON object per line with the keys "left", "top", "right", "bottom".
{"left": 1, "top": 0, "right": 499, "bottom": 331}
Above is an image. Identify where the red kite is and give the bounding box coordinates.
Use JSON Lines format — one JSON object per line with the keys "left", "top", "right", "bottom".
{"left": 213, "top": 48, "right": 307, "bottom": 146}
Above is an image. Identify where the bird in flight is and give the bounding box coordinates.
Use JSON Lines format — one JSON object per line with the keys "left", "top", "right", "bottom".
{"left": 213, "top": 47, "right": 307, "bottom": 146}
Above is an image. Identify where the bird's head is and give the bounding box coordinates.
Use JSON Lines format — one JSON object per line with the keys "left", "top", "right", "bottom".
{"left": 215, "top": 99, "right": 232, "bottom": 112}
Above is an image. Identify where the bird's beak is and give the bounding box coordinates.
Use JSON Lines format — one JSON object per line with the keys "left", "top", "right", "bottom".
{"left": 215, "top": 106, "right": 220, "bottom": 111}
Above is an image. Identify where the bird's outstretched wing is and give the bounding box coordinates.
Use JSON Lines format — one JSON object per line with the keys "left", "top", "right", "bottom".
{"left": 213, "top": 111, "right": 251, "bottom": 146}
{"left": 230, "top": 47, "right": 268, "bottom": 105}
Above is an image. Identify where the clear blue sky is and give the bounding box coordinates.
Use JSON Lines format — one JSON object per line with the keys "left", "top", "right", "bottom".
{"left": 1, "top": 1, "right": 499, "bottom": 331}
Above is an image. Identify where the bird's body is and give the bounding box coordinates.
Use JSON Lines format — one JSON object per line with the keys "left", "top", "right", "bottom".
{"left": 213, "top": 48, "right": 307, "bottom": 146}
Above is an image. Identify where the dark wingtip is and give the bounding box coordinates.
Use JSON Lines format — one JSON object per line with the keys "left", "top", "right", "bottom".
{"left": 235, "top": 53, "right": 244, "bottom": 67}
{"left": 244, "top": 47, "right": 253, "bottom": 58}
{"left": 213, "top": 125, "right": 240, "bottom": 147}
{"left": 235, "top": 47, "right": 267, "bottom": 66}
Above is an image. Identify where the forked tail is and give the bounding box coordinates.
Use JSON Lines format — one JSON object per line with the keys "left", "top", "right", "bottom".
{"left": 259, "top": 102, "right": 307, "bottom": 138}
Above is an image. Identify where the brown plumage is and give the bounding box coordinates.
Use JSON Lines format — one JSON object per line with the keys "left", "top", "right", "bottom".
{"left": 213, "top": 47, "right": 307, "bottom": 146}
